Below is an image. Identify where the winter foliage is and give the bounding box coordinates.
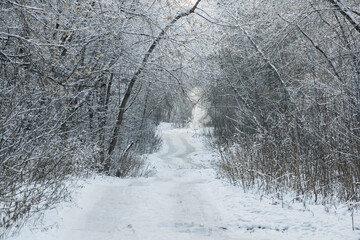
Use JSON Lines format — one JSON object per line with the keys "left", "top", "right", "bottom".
{"left": 0, "top": 0, "right": 200, "bottom": 237}
{"left": 1, "top": 0, "right": 360, "bottom": 238}
{"left": 204, "top": 0, "right": 360, "bottom": 205}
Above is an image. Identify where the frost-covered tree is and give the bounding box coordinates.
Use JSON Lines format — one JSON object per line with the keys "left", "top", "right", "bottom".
{"left": 202, "top": 0, "right": 360, "bottom": 204}
{"left": 0, "top": 0, "right": 204, "bottom": 237}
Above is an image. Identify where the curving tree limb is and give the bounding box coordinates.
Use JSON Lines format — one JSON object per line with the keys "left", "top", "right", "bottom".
{"left": 107, "top": 0, "right": 202, "bottom": 161}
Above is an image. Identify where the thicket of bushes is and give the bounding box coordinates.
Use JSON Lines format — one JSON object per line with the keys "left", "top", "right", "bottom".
{"left": 205, "top": 0, "right": 360, "bottom": 205}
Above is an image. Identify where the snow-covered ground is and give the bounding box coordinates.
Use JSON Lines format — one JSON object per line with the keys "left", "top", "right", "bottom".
{"left": 9, "top": 123, "right": 360, "bottom": 240}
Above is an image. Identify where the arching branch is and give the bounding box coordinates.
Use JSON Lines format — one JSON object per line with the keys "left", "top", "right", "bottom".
{"left": 107, "top": 0, "right": 202, "bottom": 158}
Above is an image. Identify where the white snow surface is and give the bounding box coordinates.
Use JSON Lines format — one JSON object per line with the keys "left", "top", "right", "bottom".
{"left": 10, "top": 123, "right": 360, "bottom": 240}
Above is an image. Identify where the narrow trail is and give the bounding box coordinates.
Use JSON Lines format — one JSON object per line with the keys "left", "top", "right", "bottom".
{"left": 69, "top": 127, "right": 238, "bottom": 240}
{"left": 21, "top": 126, "right": 241, "bottom": 240}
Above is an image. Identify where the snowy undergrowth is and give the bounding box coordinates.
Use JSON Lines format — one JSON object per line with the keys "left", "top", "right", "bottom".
{"left": 215, "top": 141, "right": 360, "bottom": 216}
{"left": 188, "top": 125, "right": 360, "bottom": 238}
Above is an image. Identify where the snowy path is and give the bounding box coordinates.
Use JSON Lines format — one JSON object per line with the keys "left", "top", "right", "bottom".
{"left": 11, "top": 124, "right": 360, "bottom": 240}
{"left": 67, "top": 128, "right": 237, "bottom": 240}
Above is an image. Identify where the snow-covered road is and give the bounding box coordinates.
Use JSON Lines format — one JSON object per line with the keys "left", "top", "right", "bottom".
{"left": 68, "top": 127, "right": 239, "bottom": 240}
{"left": 11, "top": 124, "right": 360, "bottom": 240}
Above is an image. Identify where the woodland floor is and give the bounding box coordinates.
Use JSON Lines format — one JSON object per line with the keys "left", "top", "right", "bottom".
{"left": 10, "top": 123, "right": 360, "bottom": 240}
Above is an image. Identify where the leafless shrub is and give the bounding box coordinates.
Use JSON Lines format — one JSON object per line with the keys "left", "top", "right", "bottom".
{"left": 205, "top": 0, "right": 360, "bottom": 206}
{"left": 109, "top": 152, "right": 155, "bottom": 178}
